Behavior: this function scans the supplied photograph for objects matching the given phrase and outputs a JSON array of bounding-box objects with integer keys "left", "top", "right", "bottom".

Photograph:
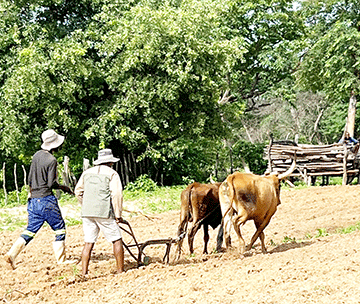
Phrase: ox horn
[{"left": 278, "top": 159, "right": 296, "bottom": 180}]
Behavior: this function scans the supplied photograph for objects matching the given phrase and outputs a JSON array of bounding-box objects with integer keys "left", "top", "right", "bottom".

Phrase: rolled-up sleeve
[
  {"left": 74, "top": 173, "right": 85, "bottom": 204},
  {"left": 109, "top": 172, "right": 123, "bottom": 218}
]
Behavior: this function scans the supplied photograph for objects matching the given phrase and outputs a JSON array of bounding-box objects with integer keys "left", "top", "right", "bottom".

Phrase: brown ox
[
  {"left": 219, "top": 162, "right": 295, "bottom": 255},
  {"left": 176, "top": 182, "right": 223, "bottom": 260}
]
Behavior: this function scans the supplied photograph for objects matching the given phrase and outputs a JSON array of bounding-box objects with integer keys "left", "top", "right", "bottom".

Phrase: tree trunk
[
  {"left": 123, "top": 153, "right": 130, "bottom": 185},
  {"left": 345, "top": 92, "right": 357, "bottom": 137}
]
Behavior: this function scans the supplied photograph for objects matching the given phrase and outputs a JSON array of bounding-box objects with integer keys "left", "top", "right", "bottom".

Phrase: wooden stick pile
[{"left": 264, "top": 143, "right": 359, "bottom": 176}]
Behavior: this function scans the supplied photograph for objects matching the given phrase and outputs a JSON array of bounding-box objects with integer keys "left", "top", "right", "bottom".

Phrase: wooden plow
[{"left": 116, "top": 218, "right": 181, "bottom": 267}]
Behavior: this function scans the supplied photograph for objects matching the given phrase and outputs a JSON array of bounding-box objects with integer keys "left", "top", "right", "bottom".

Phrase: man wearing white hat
[
  {"left": 74, "top": 148, "right": 124, "bottom": 276},
  {"left": 4, "top": 129, "right": 75, "bottom": 269}
]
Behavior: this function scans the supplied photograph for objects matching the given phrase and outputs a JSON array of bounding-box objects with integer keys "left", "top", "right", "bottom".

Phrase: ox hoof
[
  {"left": 245, "top": 245, "right": 254, "bottom": 251},
  {"left": 214, "top": 247, "right": 226, "bottom": 253}
]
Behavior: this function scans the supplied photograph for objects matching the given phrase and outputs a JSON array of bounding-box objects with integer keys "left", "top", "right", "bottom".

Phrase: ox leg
[
  {"left": 247, "top": 213, "right": 275, "bottom": 254},
  {"left": 222, "top": 212, "right": 233, "bottom": 249},
  {"left": 176, "top": 217, "right": 189, "bottom": 260},
  {"left": 215, "top": 224, "right": 224, "bottom": 252},
  {"left": 203, "top": 224, "right": 209, "bottom": 254},
  {"left": 246, "top": 221, "right": 266, "bottom": 253},
  {"left": 233, "top": 215, "right": 247, "bottom": 255},
  {"left": 259, "top": 232, "right": 266, "bottom": 253},
  {"left": 255, "top": 221, "right": 266, "bottom": 253},
  {"left": 188, "top": 222, "right": 201, "bottom": 255}
]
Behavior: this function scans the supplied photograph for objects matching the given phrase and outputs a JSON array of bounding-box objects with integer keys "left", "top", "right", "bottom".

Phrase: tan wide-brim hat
[
  {"left": 93, "top": 149, "right": 120, "bottom": 165},
  {"left": 41, "top": 129, "right": 65, "bottom": 151}
]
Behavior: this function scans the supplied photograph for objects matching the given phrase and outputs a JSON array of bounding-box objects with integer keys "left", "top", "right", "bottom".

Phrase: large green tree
[
  {"left": 296, "top": 0, "right": 360, "bottom": 141},
  {"left": 0, "top": 0, "right": 307, "bottom": 186}
]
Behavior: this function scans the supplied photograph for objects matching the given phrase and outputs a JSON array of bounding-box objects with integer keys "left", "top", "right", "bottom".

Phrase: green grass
[
  {"left": 271, "top": 222, "right": 360, "bottom": 246},
  {"left": 58, "top": 193, "right": 79, "bottom": 206},
  {"left": 0, "top": 185, "right": 185, "bottom": 231},
  {"left": 123, "top": 185, "right": 184, "bottom": 214},
  {"left": 65, "top": 218, "right": 82, "bottom": 226},
  {"left": 0, "top": 212, "right": 27, "bottom": 231}
]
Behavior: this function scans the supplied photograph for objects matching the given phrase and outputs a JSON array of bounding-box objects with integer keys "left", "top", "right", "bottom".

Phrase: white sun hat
[
  {"left": 93, "top": 149, "right": 120, "bottom": 165},
  {"left": 41, "top": 129, "right": 65, "bottom": 151}
]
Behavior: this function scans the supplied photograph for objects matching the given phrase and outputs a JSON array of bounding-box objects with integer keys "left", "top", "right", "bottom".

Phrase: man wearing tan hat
[
  {"left": 74, "top": 148, "right": 124, "bottom": 276},
  {"left": 4, "top": 129, "right": 75, "bottom": 269}
]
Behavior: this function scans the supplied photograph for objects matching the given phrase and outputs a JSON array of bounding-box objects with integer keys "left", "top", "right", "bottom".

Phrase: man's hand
[
  {"left": 59, "top": 185, "right": 74, "bottom": 195},
  {"left": 116, "top": 217, "right": 128, "bottom": 225}
]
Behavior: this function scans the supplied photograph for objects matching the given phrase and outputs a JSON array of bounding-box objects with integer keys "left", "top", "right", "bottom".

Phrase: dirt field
[{"left": 1, "top": 185, "right": 360, "bottom": 304}]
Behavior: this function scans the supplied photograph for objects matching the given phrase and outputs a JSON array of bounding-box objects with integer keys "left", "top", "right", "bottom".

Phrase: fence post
[
  {"left": 343, "top": 145, "right": 348, "bottom": 185},
  {"left": 14, "top": 163, "right": 20, "bottom": 204},
  {"left": 22, "top": 165, "right": 27, "bottom": 186},
  {"left": 267, "top": 134, "right": 273, "bottom": 173},
  {"left": 2, "top": 162, "right": 7, "bottom": 205}
]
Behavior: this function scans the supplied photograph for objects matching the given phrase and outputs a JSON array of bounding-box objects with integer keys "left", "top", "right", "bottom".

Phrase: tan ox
[
  {"left": 219, "top": 162, "right": 295, "bottom": 255},
  {"left": 176, "top": 182, "right": 223, "bottom": 260}
]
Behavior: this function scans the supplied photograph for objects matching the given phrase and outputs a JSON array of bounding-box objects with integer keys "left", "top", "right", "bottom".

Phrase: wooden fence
[
  {"left": 1, "top": 156, "right": 80, "bottom": 206},
  {"left": 265, "top": 141, "right": 360, "bottom": 186}
]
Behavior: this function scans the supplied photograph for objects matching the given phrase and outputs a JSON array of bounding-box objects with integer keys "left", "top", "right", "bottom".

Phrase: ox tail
[
  {"left": 176, "top": 183, "right": 195, "bottom": 260},
  {"left": 177, "top": 186, "right": 193, "bottom": 239},
  {"left": 220, "top": 176, "right": 236, "bottom": 224}
]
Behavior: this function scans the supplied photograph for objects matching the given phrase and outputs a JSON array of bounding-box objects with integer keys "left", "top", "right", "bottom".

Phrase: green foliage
[
  {"left": 58, "top": 193, "right": 79, "bottom": 206},
  {"left": 232, "top": 140, "right": 267, "bottom": 175},
  {"left": 2, "top": 0, "right": 359, "bottom": 188},
  {"left": 315, "top": 228, "right": 329, "bottom": 238},
  {"left": 282, "top": 236, "right": 297, "bottom": 243},
  {"left": 65, "top": 218, "right": 82, "bottom": 226},
  {"left": 296, "top": 1, "right": 360, "bottom": 137},
  {"left": 124, "top": 174, "right": 159, "bottom": 192},
  {"left": 336, "top": 222, "right": 360, "bottom": 234},
  {"left": 0, "top": 212, "right": 27, "bottom": 231},
  {"left": 0, "top": 186, "right": 29, "bottom": 208},
  {"left": 0, "top": 0, "right": 309, "bottom": 189},
  {"left": 223, "top": 0, "right": 306, "bottom": 100},
  {"left": 157, "top": 137, "right": 225, "bottom": 184}
]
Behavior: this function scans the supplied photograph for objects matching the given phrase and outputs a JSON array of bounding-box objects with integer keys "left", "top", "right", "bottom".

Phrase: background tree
[
  {"left": 296, "top": 0, "right": 360, "bottom": 142},
  {"left": 5, "top": 0, "right": 357, "bottom": 189}
]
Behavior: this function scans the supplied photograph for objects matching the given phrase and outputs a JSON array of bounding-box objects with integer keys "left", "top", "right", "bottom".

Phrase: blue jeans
[{"left": 21, "top": 195, "right": 66, "bottom": 244}]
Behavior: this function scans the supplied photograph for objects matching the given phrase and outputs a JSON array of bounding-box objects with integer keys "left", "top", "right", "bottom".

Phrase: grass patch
[
  {"left": 0, "top": 184, "right": 185, "bottom": 231},
  {"left": 58, "top": 193, "right": 79, "bottom": 206},
  {"left": 0, "top": 212, "right": 27, "bottom": 231},
  {"left": 274, "top": 222, "right": 360, "bottom": 246},
  {"left": 65, "top": 217, "right": 82, "bottom": 226},
  {"left": 123, "top": 185, "right": 184, "bottom": 214},
  {"left": 336, "top": 222, "right": 360, "bottom": 234}
]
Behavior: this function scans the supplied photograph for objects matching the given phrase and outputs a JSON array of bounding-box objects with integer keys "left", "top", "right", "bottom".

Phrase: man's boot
[
  {"left": 4, "top": 237, "right": 26, "bottom": 270},
  {"left": 53, "top": 241, "right": 76, "bottom": 264}
]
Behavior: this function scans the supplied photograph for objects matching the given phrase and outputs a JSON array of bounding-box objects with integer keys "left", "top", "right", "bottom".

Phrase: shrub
[
  {"left": 125, "top": 174, "right": 158, "bottom": 192},
  {"left": 0, "top": 186, "right": 29, "bottom": 208}
]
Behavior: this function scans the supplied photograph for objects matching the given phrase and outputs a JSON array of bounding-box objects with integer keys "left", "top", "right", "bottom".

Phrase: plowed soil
[{"left": 1, "top": 185, "right": 360, "bottom": 304}]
